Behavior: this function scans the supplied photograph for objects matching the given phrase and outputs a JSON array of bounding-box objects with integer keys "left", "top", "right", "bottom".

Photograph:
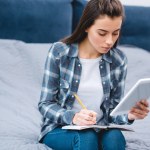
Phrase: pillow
[
  {"left": 119, "top": 6, "right": 150, "bottom": 51},
  {"left": 0, "top": 0, "right": 73, "bottom": 43}
]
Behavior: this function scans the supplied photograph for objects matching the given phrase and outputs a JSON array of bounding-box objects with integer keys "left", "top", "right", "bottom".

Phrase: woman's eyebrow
[
  {"left": 98, "top": 29, "right": 121, "bottom": 32},
  {"left": 113, "top": 29, "right": 121, "bottom": 32}
]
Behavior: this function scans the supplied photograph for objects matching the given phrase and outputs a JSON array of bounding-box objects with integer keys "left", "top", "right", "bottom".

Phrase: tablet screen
[{"left": 110, "top": 78, "right": 150, "bottom": 116}]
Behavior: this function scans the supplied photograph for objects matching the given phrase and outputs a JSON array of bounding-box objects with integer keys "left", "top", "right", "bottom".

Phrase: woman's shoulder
[{"left": 49, "top": 42, "right": 70, "bottom": 58}]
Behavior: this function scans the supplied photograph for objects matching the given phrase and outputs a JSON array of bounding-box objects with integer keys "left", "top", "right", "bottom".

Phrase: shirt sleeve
[
  {"left": 38, "top": 43, "right": 76, "bottom": 125},
  {"left": 109, "top": 55, "right": 134, "bottom": 125}
]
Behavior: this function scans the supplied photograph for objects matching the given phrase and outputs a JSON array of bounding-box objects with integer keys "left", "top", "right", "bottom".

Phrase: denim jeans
[{"left": 42, "top": 127, "right": 126, "bottom": 150}]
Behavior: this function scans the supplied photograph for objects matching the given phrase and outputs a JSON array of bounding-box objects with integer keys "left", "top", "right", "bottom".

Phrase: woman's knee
[
  {"left": 42, "top": 128, "right": 99, "bottom": 150},
  {"left": 79, "top": 129, "right": 98, "bottom": 141},
  {"left": 75, "top": 129, "right": 99, "bottom": 150},
  {"left": 101, "top": 129, "right": 126, "bottom": 150}
]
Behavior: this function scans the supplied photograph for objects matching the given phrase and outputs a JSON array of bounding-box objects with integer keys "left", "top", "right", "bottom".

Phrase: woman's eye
[
  {"left": 98, "top": 33, "right": 106, "bottom": 36},
  {"left": 113, "top": 33, "right": 119, "bottom": 36},
  {"left": 98, "top": 32, "right": 119, "bottom": 36}
]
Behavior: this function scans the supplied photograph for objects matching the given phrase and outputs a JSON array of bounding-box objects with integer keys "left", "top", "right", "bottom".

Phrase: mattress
[{"left": 0, "top": 39, "right": 150, "bottom": 150}]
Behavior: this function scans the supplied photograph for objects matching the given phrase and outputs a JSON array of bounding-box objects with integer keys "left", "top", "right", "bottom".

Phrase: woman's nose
[{"left": 105, "top": 35, "right": 113, "bottom": 46}]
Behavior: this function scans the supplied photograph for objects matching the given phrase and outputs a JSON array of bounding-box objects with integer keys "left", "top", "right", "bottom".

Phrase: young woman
[{"left": 38, "top": 0, "right": 149, "bottom": 149}]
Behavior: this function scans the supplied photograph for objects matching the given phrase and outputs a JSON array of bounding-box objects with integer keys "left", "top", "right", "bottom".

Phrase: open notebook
[{"left": 62, "top": 124, "right": 134, "bottom": 132}]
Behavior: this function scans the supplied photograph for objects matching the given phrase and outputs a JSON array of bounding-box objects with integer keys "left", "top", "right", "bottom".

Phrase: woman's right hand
[{"left": 72, "top": 109, "right": 97, "bottom": 126}]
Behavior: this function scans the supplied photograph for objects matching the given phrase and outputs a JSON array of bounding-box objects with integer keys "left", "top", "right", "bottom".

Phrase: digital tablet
[{"left": 110, "top": 78, "right": 150, "bottom": 116}]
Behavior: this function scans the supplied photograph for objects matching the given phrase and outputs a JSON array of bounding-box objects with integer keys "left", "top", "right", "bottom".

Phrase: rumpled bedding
[
  {"left": 0, "top": 39, "right": 150, "bottom": 150},
  {"left": 118, "top": 45, "right": 150, "bottom": 150},
  {"left": 0, "top": 40, "right": 51, "bottom": 150}
]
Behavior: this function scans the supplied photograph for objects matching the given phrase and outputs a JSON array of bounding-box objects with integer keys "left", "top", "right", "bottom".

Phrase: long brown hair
[{"left": 62, "top": 0, "right": 124, "bottom": 47}]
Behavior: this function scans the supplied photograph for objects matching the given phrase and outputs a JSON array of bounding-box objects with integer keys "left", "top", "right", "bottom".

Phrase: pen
[
  {"left": 73, "top": 93, "right": 87, "bottom": 109},
  {"left": 73, "top": 93, "right": 97, "bottom": 124}
]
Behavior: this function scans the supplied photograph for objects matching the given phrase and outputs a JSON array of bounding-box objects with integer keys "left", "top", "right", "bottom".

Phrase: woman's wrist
[{"left": 128, "top": 113, "right": 135, "bottom": 123}]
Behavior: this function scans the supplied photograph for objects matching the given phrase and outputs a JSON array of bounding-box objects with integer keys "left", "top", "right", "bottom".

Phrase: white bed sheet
[
  {"left": 118, "top": 45, "right": 150, "bottom": 149},
  {"left": 0, "top": 40, "right": 51, "bottom": 150}
]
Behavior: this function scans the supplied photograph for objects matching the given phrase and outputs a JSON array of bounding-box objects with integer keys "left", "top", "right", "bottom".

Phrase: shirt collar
[
  {"left": 67, "top": 43, "right": 78, "bottom": 58},
  {"left": 67, "top": 43, "right": 112, "bottom": 63},
  {"left": 102, "top": 50, "right": 112, "bottom": 63}
]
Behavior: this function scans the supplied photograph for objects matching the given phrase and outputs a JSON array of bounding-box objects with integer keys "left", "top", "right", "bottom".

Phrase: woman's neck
[{"left": 78, "top": 38, "right": 102, "bottom": 59}]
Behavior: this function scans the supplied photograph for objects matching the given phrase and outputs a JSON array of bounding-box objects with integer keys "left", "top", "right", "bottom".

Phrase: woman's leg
[
  {"left": 100, "top": 129, "right": 126, "bottom": 150},
  {"left": 42, "top": 127, "right": 100, "bottom": 150}
]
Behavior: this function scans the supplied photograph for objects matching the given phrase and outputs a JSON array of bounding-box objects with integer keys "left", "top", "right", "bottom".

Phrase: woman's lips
[{"left": 102, "top": 47, "right": 111, "bottom": 51}]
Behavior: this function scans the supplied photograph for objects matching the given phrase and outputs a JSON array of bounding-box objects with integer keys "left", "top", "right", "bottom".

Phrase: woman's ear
[{"left": 85, "top": 28, "right": 89, "bottom": 33}]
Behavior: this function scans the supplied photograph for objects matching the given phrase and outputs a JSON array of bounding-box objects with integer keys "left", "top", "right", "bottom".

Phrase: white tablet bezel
[{"left": 110, "top": 78, "right": 150, "bottom": 116}]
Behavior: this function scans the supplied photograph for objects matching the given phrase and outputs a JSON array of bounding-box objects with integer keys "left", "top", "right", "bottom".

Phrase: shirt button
[{"left": 68, "top": 106, "right": 71, "bottom": 109}]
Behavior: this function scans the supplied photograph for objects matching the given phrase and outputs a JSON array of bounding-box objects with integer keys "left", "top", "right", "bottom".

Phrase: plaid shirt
[{"left": 38, "top": 42, "right": 132, "bottom": 141}]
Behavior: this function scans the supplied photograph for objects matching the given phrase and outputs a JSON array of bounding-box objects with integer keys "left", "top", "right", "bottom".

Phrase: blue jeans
[{"left": 42, "top": 127, "right": 126, "bottom": 150}]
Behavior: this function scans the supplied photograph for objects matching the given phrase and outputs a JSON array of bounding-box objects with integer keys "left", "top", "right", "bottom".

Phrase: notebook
[{"left": 62, "top": 124, "right": 134, "bottom": 132}]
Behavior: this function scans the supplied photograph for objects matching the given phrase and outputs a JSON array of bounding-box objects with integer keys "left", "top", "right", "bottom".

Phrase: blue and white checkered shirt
[{"left": 38, "top": 42, "right": 132, "bottom": 141}]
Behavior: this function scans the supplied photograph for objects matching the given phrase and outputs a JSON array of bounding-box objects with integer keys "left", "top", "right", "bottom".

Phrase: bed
[{"left": 0, "top": 0, "right": 150, "bottom": 150}]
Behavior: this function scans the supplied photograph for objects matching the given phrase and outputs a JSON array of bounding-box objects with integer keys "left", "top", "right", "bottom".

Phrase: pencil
[{"left": 73, "top": 93, "right": 87, "bottom": 109}]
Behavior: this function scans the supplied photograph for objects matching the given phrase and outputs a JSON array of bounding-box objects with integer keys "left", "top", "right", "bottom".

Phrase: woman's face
[{"left": 85, "top": 15, "right": 122, "bottom": 54}]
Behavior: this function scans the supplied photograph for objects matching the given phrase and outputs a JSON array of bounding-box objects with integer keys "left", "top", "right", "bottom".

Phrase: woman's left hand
[{"left": 128, "top": 99, "right": 150, "bottom": 121}]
